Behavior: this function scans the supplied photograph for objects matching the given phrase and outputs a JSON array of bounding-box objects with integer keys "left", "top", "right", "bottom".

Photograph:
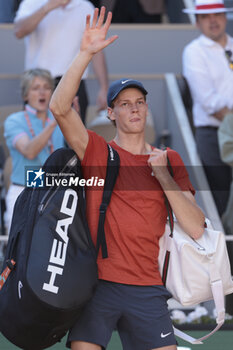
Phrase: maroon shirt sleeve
[{"left": 167, "top": 148, "right": 195, "bottom": 195}]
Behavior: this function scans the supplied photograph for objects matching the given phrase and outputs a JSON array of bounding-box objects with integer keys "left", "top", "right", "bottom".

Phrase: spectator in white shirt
[
  {"left": 14, "top": 0, "right": 109, "bottom": 124},
  {"left": 182, "top": 0, "right": 233, "bottom": 216}
]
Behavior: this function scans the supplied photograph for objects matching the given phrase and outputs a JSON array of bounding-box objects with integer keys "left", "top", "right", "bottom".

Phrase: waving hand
[{"left": 80, "top": 7, "right": 118, "bottom": 55}]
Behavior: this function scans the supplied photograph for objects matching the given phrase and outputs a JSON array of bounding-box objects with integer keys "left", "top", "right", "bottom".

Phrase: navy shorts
[{"left": 67, "top": 280, "right": 176, "bottom": 350}]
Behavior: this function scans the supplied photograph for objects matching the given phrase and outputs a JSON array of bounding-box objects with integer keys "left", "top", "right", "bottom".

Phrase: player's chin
[
  {"left": 131, "top": 122, "right": 146, "bottom": 132},
  {"left": 127, "top": 126, "right": 145, "bottom": 135}
]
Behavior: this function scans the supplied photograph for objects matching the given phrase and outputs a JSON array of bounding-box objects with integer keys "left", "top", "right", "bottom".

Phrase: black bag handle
[
  {"left": 96, "top": 144, "right": 120, "bottom": 258},
  {"left": 164, "top": 156, "right": 174, "bottom": 237},
  {"left": 161, "top": 155, "right": 174, "bottom": 285}
]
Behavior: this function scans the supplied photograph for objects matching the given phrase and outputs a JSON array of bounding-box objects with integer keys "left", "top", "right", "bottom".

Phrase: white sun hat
[{"left": 183, "top": 0, "right": 233, "bottom": 14}]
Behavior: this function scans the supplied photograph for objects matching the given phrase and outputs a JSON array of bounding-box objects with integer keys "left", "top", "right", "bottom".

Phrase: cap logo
[{"left": 121, "top": 79, "right": 132, "bottom": 84}]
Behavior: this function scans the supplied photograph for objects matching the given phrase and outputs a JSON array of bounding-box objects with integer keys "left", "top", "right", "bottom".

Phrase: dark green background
[{"left": 0, "top": 331, "right": 233, "bottom": 349}]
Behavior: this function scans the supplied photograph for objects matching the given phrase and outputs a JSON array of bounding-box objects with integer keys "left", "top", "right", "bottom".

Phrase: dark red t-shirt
[{"left": 81, "top": 130, "right": 195, "bottom": 285}]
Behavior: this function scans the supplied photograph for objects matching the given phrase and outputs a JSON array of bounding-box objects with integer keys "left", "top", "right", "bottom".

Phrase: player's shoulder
[{"left": 166, "top": 147, "right": 184, "bottom": 166}]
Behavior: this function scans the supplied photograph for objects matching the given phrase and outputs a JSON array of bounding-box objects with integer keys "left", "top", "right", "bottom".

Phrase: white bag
[{"left": 159, "top": 218, "right": 233, "bottom": 344}]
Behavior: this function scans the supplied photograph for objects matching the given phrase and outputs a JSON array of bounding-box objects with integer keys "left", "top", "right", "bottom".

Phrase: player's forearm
[
  {"left": 50, "top": 51, "right": 93, "bottom": 117},
  {"left": 14, "top": 4, "right": 50, "bottom": 39},
  {"left": 92, "top": 51, "right": 108, "bottom": 92},
  {"left": 156, "top": 172, "right": 205, "bottom": 239}
]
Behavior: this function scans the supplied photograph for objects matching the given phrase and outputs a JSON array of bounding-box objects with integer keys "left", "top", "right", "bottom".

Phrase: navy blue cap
[{"left": 107, "top": 78, "right": 148, "bottom": 107}]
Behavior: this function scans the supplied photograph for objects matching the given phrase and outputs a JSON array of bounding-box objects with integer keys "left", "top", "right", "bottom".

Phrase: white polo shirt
[
  {"left": 15, "top": 0, "right": 94, "bottom": 78},
  {"left": 183, "top": 34, "right": 233, "bottom": 128}
]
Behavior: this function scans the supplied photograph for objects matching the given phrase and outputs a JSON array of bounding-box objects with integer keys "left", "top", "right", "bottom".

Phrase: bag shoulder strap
[
  {"left": 173, "top": 317, "right": 224, "bottom": 345},
  {"left": 96, "top": 144, "right": 120, "bottom": 258}
]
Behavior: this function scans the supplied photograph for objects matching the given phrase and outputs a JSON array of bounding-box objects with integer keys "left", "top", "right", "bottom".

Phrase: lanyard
[{"left": 24, "top": 110, "right": 54, "bottom": 154}]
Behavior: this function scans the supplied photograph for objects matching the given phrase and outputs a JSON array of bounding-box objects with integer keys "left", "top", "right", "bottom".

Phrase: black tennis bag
[{"left": 0, "top": 145, "right": 119, "bottom": 350}]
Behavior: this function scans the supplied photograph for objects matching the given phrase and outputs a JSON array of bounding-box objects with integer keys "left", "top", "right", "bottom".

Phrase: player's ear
[{"left": 107, "top": 107, "right": 116, "bottom": 122}]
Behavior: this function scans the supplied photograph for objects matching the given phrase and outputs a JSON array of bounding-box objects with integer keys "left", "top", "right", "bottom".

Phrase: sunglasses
[{"left": 225, "top": 50, "right": 233, "bottom": 70}]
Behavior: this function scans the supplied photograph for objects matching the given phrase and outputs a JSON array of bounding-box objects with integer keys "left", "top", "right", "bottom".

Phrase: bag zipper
[
  {"left": 191, "top": 237, "right": 206, "bottom": 251},
  {"left": 38, "top": 155, "right": 78, "bottom": 214}
]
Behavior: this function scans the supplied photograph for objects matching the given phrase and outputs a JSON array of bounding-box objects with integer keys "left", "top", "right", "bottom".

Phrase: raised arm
[
  {"left": 14, "top": 0, "right": 71, "bottom": 39},
  {"left": 49, "top": 7, "right": 118, "bottom": 161},
  {"left": 92, "top": 51, "right": 109, "bottom": 111}
]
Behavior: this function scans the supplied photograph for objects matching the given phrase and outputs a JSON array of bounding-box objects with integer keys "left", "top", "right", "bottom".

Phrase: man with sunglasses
[{"left": 182, "top": 0, "right": 233, "bottom": 217}]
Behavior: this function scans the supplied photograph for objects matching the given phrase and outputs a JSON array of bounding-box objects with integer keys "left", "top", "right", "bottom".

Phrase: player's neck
[{"left": 113, "top": 134, "right": 151, "bottom": 155}]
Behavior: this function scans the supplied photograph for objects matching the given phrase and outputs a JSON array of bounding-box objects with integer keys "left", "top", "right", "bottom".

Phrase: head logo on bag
[{"left": 43, "top": 189, "right": 78, "bottom": 295}]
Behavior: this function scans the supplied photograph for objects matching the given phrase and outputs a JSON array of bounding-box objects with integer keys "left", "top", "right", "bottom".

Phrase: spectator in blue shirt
[{"left": 4, "top": 68, "right": 64, "bottom": 232}]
